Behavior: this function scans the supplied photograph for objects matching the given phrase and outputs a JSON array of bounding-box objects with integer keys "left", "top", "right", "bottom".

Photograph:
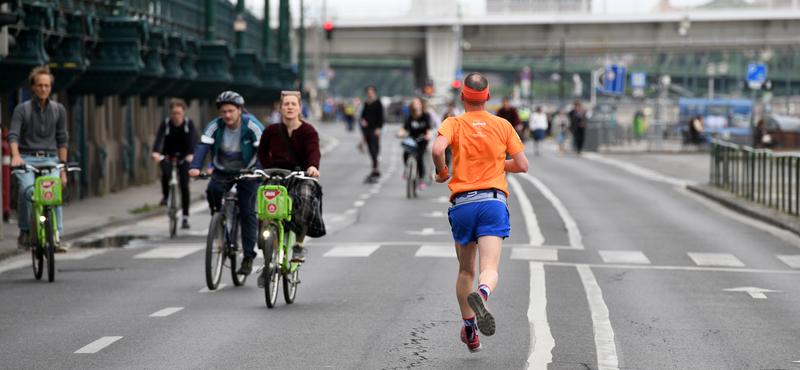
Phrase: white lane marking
[
  {"left": 543, "top": 261, "right": 800, "bottom": 274},
  {"left": 199, "top": 283, "right": 228, "bottom": 293},
  {"left": 598, "top": 250, "right": 651, "bottom": 265},
  {"left": 723, "top": 286, "right": 783, "bottom": 299},
  {"left": 359, "top": 194, "right": 371, "bottom": 199},
  {"left": 687, "top": 252, "right": 745, "bottom": 267},
  {"left": 55, "top": 249, "right": 108, "bottom": 260},
  {"left": 576, "top": 265, "right": 619, "bottom": 370},
  {"left": 183, "top": 229, "right": 210, "bottom": 237},
  {"left": 189, "top": 201, "right": 210, "bottom": 215},
  {"left": 510, "top": 248, "right": 558, "bottom": 261},
  {"left": 133, "top": 246, "right": 204, "bottom": 259},
  {"left": 304, "top": 241, "right": 554, "bottom": 248},
  {"left": 149, "top": 307, "right": 184, "bottom": 317},
  {"left": 414, "top": 246, "right": 457, "bottom": 258},
  {"left": 320, "top": 134, "right": 340, "bottom": 156},
  {"left": 527, "top": 262, "right": 555, "bottom": 369},
  {"left": 581, "top": 152, "right": 692, "bottom": 187},
  {"left": 369, "top": 188, "right": 380, "bottom": 194},
  {"left": 431, "top": 196, "right": 450, "bottom": 203},
  {"left": 323, "top": 246, "right": 380, "bottom": 257},
  {"left": 345, "top": 208, "right": 358, "bottom": 215},
  {"left": 507, "top": 176, "right": 545, "bottom": 247},
  {"left": 75, "top": 336, "right": 123, "bottom": 354},
  {"left": 518, "top": 173, "right": 584, "bottom": 250},
  {"left": 0, "top": 259, "right": 29, "bottom": 275},
  {"left": 406, "top": 228, "right": 449, "bottom": 236},
  {"left": 777, "top": 255, "right": 800, "bottom": 268},
  {"left": 353, "top": 200, "right": 366, "bottom": 207},
  {"left": 422, "top": 211, "right": 446, "bottom": 218}
]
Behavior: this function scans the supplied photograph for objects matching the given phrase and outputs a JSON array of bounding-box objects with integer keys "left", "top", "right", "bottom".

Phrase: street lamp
[
  {"left": 706, "top": 62, "right": 716, "bottom": 99},
  {"left": 679, "top": 16, "right": 691, "bottom": 89}
]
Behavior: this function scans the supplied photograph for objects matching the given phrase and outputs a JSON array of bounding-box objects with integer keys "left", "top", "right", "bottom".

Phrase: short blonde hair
[
  {"left": 29, "top": 66, "right": 54, "bottom": 86},
  {"left": 168, "top": 98, "right": 187, "bottom": 111}
]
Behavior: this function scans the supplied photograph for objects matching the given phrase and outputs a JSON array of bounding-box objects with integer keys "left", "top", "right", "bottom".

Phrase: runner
[{"left": 432, "top": 72, "right": 529, "bottom": 353}]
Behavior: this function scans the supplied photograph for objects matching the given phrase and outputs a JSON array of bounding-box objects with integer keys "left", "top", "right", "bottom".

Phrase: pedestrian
[
  {"left": 344, "top": 101, "right": 356, "bottom": 132},
  {"left": 151, "top": 98, "right": 196, "bottom": 229},
  {"left": 633, "top": 109, "right": 645, "bottom": 140},
  {"left": 689, "top": 115, "right": 712, "bottom": 148},
  {"left": 553, "top": 109, "right": 569, "bottom": 154},
  {"left": 360, "top": 85, "right": 384, "bottom": 183},
  {"left": 432, "top": 72, "right": 529, "bottom": 353},
  {"left": 424, "top": 99, "right": 442, "bottom": 130},
  {"left": 269, "top": 102, "right": 281, "bottom": 124},
  {"left": 569, "top": 101, "right": 587, "bottom": 154},
  {"left": 496, "top": 97, "right": 521, "bottom": 132},
  {"left": 530, "top": 106, "right": 548, "bottom": 156},
  {"left": 517, "top": 105, "right": 531, "bottom": 141},
  {"left": 8, "top": 66, "right": 70, "bottom": 252}
]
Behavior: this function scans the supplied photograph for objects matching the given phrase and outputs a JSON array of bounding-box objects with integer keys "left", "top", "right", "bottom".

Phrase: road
[{"left": 2, "top": 122, "right": 800, "bottom": 370}]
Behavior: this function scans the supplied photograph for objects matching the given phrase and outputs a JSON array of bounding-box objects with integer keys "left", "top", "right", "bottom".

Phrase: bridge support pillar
[{"left": 424, "top": 26, "right": 458, "bottom": 100}]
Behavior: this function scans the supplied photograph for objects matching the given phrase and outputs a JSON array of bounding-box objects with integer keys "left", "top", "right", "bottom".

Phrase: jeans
[
  {"left": 206, "top": 172, "right": 259, "bottom": 259},
  {"left": 16, "top": 155, "right": 63, "bottom": 234},
  {"left": 160, "top": 158, "right": 191, "bottom": 216}
]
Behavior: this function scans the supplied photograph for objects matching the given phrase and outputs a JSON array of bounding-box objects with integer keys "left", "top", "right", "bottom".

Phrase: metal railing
[{"left": 711, "top": 138, "right": 800, "bottom": 215}]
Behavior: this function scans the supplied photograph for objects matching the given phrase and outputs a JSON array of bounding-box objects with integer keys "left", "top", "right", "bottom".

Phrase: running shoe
[
  {"left": 291, "top": 245, "right": 307, "bottom": 263},
  {"left": 460, "top": 326, "right": 482, "bottom": 353},
  {"left": 182, "top": 217, "right": 190, "bottom": 229},
  {"left": 17, "top": 230, "right": 30, "bottom": 251},
  {"left": 468, "top": 291, "right": 496, "bottom": 336}
]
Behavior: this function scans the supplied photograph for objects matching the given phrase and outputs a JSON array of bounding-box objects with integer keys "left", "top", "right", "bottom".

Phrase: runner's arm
[
  {"left": 504, "top": 150, "right": 528, "bottom": 173},
  {"left": 432, "top": 135, "right": 450, "bottom": 183}
]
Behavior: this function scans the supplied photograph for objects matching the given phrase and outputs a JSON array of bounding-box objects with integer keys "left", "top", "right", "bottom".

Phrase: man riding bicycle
[
  {"left": 189, "top": 91, "right": 265, "bottom": 276},
  {"left": 9, "top": 66, "right": 69, "bottom": 252},
  {"left": 257, "top": 90, "right": 323, "bottom": 264},
  {"left": 152, "top": 98, "right": 196, "bottom": 229}
]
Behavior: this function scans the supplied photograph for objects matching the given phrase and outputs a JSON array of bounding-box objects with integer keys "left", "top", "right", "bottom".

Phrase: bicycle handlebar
[
  {"left": 248, "top": 169, "right": 319, "bottom": 183},
  {"left": 11, "top": 163, "right": 82, "bottom": 174}
]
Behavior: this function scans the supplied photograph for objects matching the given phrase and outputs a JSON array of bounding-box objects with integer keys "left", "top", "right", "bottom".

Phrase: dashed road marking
[
  {"left": 598, "top": 250, "right": 651, "bottom": 265},
  {"left": 323, "top": 246, "right": 380, "bottom": 257},
  {"left": 510, "top": 248, "right": 558, "bottom": 261},
  {"left": 199, "top": 283, "right": 228, "bottom": 293},
  {"left": 422, "top": 211, "right": 446, "bottom": 218},
  {"left": 406, "top": 228, "right": 449, "bottom": 236},
  {"left": 414, "top": 246, "right": 456, "bottom": 258},
  {"left": 576, "top": 265, "right": 619, "bottom": 370},
  {"left": 133, "top": 246, "right": 204, "bottom": 259},
  {"left": 75, "top": 336, "right": 123, "bottom": 354},
  {"left": 353, "top": 200, "right": 366, "bottom": 207},
  {"left": 777, "top": 255, "right": 800, "bottom": 268},
  {"left": 687, "top": 252, "right": 745, "bottom": 267},
  {"left": 149, "top": 307, "right": 184, "bottom": 317},
  {"left": 527, "top": 262, "right": 554, "bottom": 368}
]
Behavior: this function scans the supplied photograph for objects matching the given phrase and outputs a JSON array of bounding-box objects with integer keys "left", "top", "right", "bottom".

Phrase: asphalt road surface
[{"left": 3, "top": 122, "right": 800, "bottom": 370}]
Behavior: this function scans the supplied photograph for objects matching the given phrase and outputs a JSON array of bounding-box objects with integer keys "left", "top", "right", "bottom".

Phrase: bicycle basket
[
  {"left": 257, "top": 185, "right": 292, "bottom": 221},
  {"left": 35, "top": 176, "right": 62, "bottom": 206},
  {"left": 401, "top": 138, "right": 418, "bottom": 153}
]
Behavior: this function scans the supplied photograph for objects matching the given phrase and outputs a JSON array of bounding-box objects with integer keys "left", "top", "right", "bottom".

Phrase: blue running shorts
[{"left": 448, "top": 200, "right": 510, "bottom": 245}]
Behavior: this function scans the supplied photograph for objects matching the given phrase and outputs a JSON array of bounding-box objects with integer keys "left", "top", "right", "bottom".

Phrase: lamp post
[
  {"left": 706, "top": 62, "right": 716, "bottom": 99},
  {"left": 679, "top": 16, "right": 691, "bottom": 90}
]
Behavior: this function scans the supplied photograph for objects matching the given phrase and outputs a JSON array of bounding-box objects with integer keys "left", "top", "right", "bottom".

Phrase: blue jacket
[{"left": 190, "top": 114, "right": 265, "bottom": 174}]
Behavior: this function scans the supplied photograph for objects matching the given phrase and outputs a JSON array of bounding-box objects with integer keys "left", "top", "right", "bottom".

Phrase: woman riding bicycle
[
  {"left": 257, "top": 91, "right": 322, "bottom": 263},
  {"left": 396, "top": 97, "right": 432, "bottom": 189}
]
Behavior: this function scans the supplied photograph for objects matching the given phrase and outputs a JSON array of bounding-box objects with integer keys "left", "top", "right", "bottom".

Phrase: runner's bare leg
[{"left": 455, "top": 235, "right": 503, "bottom": 317}]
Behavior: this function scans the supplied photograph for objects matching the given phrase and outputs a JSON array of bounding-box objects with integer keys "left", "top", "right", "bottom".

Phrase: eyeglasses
[{"left": 281, "top": 90, "right": 301, "bottom": 98}]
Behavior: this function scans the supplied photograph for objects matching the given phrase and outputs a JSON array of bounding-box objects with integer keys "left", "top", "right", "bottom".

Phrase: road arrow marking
[{"left": 723, "top": 287, "right": 784, "bottom": 299}]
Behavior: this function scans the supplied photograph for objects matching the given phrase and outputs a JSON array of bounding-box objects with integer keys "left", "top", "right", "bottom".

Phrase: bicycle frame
[{"left": 263, "top": 218, "right": 298, "bottom": 275}]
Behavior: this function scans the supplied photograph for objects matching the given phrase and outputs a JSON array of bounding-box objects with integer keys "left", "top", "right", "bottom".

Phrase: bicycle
[
  {"left": 161, "top": 155, "right": 186, "bottom": 238},
  {"left": 11, "top": 162, "right": 81, "bottom": 282},
  {"left": 196, "top": 171, "right": 249, "bottom": 290},
  {"left": 400, "top": 137, "right": 429, "bottom": 199},
  {"left": 252, "top": 168, "right": 317, "bottom": 308}
]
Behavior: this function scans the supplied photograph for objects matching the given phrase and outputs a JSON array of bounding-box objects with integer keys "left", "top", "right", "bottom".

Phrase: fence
[{"left": 711, "top": 138, "right": 800, "bottom": 216}]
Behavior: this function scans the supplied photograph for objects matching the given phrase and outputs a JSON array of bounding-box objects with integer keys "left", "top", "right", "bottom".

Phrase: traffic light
[
  {"left": 0, "top": 0, "right": 18, "bottom": 28},
  {"left": 323, "top": 21, "right": 333, "bottom": 41},
  {"left": 452, "top": 80, "right": 462, "bottom": 89}
]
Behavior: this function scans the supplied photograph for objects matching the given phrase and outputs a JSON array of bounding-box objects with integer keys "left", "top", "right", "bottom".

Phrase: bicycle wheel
[
  {"left": 230, "top": 216, "right": 246, "bottom": 286},
  {"left": 264, "top": 224, "right": 281, "bottom": 308},
  {"left": 31, "top": 244, "right": 43, "bottom": 280},
  {"left": 44, "top": 216, "right": 55, "bottom": 282},
  {"left": 283, "top": 267, "right": 299, "bottom": 304},
  {"left": 168, "top": 185, "right": 178, "bottom": 238},
  {"left": 205, "top": 213, "right": 225, "bottom": 290},
  {"left": 406, "top": 157, "right": 416, "bottom": 199}
]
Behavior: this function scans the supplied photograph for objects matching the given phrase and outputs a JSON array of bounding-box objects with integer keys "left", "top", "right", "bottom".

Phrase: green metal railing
[{"left": 711, "top": 139, "right": 800, "bottom": 215}]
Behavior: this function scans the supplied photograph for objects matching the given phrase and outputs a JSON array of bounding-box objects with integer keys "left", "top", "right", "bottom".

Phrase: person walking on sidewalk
[
  {"left": 530, "top": 106, "right": 548, "bottom": 155},
  {"left": 432, "top": 72, "right": 529, "bottom": 353},
  {"left": 8, "top": 66, "right": 69, "bottom": 252},
  {"left": 151, "top": 98, "right": 197, "bottom": 229},
  {"left": 569, "top": 101, "right": 587, "bottom": 154},
  {"left": 189, "top": 91, "right": 265, "bottom": 276},
  {"left": 361, "top": 85, "right": 384, "bottom": 183}
]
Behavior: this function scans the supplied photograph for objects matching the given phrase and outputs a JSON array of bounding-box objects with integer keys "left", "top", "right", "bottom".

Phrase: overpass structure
[{"left": 309, "top": 0, "right": 800, "bottom": 98}]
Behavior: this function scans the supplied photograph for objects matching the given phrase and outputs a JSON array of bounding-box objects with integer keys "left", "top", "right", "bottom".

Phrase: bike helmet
[{"left": 215, "top": 91, "right": 245, "bottom": 109}]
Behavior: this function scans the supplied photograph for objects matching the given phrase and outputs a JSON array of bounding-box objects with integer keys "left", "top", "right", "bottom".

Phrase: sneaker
[
  {"left": 17, "top": 230, "right": 30, "bottom": 251},
  {"left": 291, "top": 245, "right": 307, "bottom": 263},
  {"left": 159, "top": 197, "right": 168, "bottom": 206},
  {"left": 182, "top": 218, "right": 190, "bottom": 229},
  {"left": 460, "top": 326, "right": 482, "bottom": 353},
  {"left": 55, "top": 244, "right": 68, "bottom": 253},
  {"left": 468, "top": 291, "right": 496, "bottom": 336},
  {"left": 419, "top": 183, "right": 426, "bottom": 190},
  {"left": 237, "top": 256, "right": 253, "bottom": 275}
]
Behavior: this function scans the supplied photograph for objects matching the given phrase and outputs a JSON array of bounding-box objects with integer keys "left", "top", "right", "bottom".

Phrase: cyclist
[
  {"left": 396, "top": 97, "right": 432, "bottom": 189},
  {"left": 432, "top": 72, "right": 529, "bottom": 353},
  {"left": 151, "top": 98, "right": 197, "bottom": 229},
  {"left": 8, "top": 66, "right": 69, "bottom": 252},
  {"left": 257, "top": 90, "right": 323, "bottom": 264},
  {"left": 189, "top": 91, "right": 265, "bottom": 276}
]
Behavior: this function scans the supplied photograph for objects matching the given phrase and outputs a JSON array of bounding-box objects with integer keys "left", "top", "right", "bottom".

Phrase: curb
[{"left": 686, "top": 184, "right": 800, "bottom": 236}]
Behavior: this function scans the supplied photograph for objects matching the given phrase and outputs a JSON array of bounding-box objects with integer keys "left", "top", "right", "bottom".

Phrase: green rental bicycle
[
  {"left": 253, "top": 168, "right": 317, "bottom": 308},
  {"left": 12, "top": 163, "right": 81, "bottom": 282}
]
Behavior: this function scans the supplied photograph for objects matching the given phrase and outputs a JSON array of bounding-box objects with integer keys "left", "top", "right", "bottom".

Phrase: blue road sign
[
  {"left": 598, "top": 65, "right": 626, "bottom": 95},
  {"left": 630, "top": 72, "right": 647, "bottom": 88},
  {"left": 746, "top": 63, "right": 767, "bottom": 84}
]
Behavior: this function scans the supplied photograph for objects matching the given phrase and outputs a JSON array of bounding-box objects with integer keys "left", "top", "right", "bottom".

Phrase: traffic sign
[
  {"left": 746, "top": 63, "right": 767, "bottom": 84},
  {"left": 521, "top": 67, "right": 531, "bottom": 81},
  {"left": 630, "top": 72, "right": 646, "bottom": 88},
  {"left": 596, "top": 65, "right": 626, "bottom": 95}
]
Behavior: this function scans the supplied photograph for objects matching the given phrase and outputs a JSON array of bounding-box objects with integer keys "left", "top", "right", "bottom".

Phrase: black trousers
[
  {"left": 366, "top": 130, "right": 381, "bottom": 171},
  {"left": 160, "top": 159, "right": 191, "bottom": 216},
  {"left": 573, "top": 129, "right": 585, "bottom": 153},
  {"left": 403, "top": 140, "right": 428, "bottom": 178}
]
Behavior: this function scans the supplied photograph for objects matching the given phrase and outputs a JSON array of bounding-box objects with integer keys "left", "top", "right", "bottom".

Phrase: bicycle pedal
[{"left": 287, "top": 278, "right": 301, "bottom": 284}]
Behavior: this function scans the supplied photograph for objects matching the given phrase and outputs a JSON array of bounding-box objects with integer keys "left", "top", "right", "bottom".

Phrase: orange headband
[{"left": 461, "top": 84, "right": 491, "bottom": 102}]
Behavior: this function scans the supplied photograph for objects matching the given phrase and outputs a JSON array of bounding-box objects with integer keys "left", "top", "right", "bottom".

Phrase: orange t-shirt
[{"left": 437, "top": 110, "right": 525, "bottom": 201}]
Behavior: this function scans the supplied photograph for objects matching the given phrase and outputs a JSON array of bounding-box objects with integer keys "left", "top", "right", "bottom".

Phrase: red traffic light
[
  {"left": 452, "top": 80, "right": 462, "bottom": 89},
  {"left": 323, "top": 21, "right": 333, "bottom": 31}
]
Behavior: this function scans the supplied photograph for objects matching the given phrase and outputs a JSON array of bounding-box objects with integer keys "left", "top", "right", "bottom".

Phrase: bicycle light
[
  {"left": 262, "top": 230, "right": 270, "bottom": 238},
  {"left": 39, "top": 215, "right": 46, "bottom": 222}
]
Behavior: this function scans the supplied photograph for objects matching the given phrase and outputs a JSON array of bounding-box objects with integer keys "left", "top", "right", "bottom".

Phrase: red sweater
[{"left": 258, "top": 121, "right": 321, "bottom": 171}]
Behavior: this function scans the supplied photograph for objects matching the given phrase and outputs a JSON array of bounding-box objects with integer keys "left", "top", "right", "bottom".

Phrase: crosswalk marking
[
  {"left": 133, "top": 246, "right": 204, "bottom": 259},
  {"left": 149, "top": 307, "right": 184, "bottom": 317},
  {"left": 510, "top": 248, "right": 558, "bottom": 261},
  {"left": 75, "top": 336, "right": 123, "bottom": 354},
  {"left": 415, "top": 246, "right": 457, "bottom": 258},
  {"left": 687, "top": 252, "right": 745, "bottom": 267},
  {"left": 599, "top": 250, "right": 650, "bottom": 265},
  {"left": 323, "top": 246, "right": 380, "bottom": 257},
  {"left": 777, "top": 255, "right": 800, "bottom": 268}
]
